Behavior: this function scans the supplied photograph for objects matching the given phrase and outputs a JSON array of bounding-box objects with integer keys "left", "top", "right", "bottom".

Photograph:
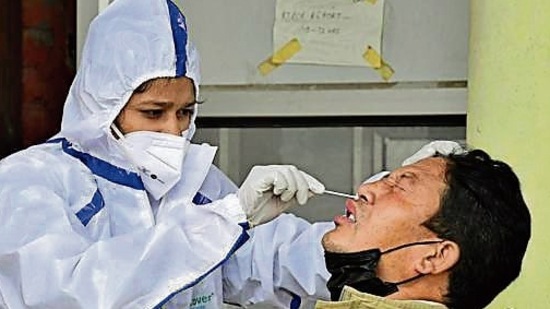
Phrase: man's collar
[{"left": 315, "top": 286, "right": 448, "bottom": 309}]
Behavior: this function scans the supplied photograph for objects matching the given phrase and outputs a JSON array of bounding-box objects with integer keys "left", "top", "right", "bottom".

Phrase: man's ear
[{"left": 415, "top": 240, "right": 460, "bottom": 275}]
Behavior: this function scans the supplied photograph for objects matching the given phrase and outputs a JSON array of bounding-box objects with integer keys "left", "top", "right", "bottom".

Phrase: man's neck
[
  {"left": 386, "top": 274, "right": 448, "bottom": 305},
  {"left": 315, "top": 286, "right": 448, "bottom": 309}
]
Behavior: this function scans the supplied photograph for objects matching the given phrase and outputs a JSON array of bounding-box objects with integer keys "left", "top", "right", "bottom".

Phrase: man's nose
[{"left": 358, "top": 180, "right": 391, "bottom": 204}]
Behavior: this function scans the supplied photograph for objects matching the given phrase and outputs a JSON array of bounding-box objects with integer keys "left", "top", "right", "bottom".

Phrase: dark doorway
[
  {"left": 0, "top": 0, "right": 22, "bottom": 158},
  {"left": 21, "top": 0, "right": 76, "bottom": 148},
  {"left": 0, "top": 0, "right": 76, "bottom": 159}
]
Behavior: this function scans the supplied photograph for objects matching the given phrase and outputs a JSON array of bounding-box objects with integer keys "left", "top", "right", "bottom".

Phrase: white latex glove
[
  {"left": 402, "top": 140, "right": 466, "bottom": 166},
  {"left": 362, "top": 171, "right": 390, "bottom": 184},
  {"left": 238, "top": 165, "right": 325, "bottom": 227}
]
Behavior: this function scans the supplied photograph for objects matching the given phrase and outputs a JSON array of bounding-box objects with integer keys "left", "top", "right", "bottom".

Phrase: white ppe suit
[{"left": 0, "top": 0, "right": 332, "bottom": 307}]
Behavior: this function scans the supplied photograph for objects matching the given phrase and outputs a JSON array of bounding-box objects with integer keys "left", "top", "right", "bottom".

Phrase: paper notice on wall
[{"left": 274, "top": 0, "right": 384, "bottom": 67}]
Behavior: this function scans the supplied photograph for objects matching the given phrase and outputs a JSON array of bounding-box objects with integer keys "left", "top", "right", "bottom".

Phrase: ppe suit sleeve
[
  {"left": 198, "top": 164, "right": 238, "bottom": 200},
  {"left": 222, "top": 213, "right": 334, "bottom": 308},
  {"left": 0, "top": 150, "right": 248, "bottom": 309}
]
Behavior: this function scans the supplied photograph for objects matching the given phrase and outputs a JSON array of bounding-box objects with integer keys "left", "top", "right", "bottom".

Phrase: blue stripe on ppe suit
[
  {"left": 167, "top": 0, "right": 188, "bottom": 77},
  {"left": 48, "top": 137, "right": 215, "bottom": 226}
]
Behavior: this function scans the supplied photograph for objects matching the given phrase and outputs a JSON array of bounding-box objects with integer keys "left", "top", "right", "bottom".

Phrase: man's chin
[
  {"left": 321, "top": 230, "right": 344, "bottom": 253},
  {"left": 321, "top": 231, "right": 333, "bottom": 251}
]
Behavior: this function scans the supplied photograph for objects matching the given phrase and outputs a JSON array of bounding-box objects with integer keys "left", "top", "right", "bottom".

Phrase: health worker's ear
[{"left": 414, "top": 240, "right": 460, "bottom": 275}]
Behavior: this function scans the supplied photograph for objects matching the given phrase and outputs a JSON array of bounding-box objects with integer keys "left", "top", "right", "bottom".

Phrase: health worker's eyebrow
[{"left": 136, "top": 100, "right": 197, "bottom": 108}]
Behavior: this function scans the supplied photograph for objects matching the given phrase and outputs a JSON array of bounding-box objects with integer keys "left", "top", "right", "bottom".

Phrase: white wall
[
  {"left": 77, "top": 0, "right": 469, "bottom": 117},
  {"left": 182, "top": 0, "right": 469, "bottom": 117},
  {"left": 183, "top": 0, "right": 469, "bottom": 85}
]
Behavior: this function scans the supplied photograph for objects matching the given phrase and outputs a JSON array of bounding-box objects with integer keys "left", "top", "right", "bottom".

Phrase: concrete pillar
[{"left": 468, "top": 0, "right": 550, "bottom": 307}]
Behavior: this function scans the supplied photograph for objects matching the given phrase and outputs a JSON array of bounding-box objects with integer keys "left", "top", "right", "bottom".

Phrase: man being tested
[
  {"left": 0, "top": 0, "right": 334, "bottom": 308},
  {"left": 317, "top": 147, "right": 531, "bottom": 309}
]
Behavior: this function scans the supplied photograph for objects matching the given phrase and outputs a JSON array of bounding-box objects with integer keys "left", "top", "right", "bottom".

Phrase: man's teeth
[{"left": 344, "top": 210, "right": 356, "bottom": 223}]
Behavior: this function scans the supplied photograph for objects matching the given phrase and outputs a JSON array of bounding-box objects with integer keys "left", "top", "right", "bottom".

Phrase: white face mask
[{"left": 111, "top": 124, "right": 191, "bottom": 200}]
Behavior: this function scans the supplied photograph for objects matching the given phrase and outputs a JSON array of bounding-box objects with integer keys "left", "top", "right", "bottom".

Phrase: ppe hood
[{"left": 59, "top": 0, "right": 200, "bottom": 147}]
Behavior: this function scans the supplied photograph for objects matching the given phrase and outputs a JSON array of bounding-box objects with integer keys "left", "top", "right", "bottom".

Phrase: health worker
[{"left": 0, "top": 0, "right": 334, "bottom": 307}]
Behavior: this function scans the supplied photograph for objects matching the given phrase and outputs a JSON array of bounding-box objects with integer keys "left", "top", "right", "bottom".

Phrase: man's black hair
[{"left": 423, "top": 149, "right": 531, "bottom": 309}]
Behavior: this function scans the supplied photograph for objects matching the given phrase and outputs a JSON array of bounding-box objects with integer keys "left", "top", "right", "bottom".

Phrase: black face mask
[{"left": 324, "top": 240, "right": 443, "bottom": 301}]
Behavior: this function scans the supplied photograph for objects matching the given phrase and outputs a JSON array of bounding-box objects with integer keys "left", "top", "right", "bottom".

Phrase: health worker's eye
[
  {"left": 177, "top": 108, "right": 194, "bottom": 119},
  {"left": 140, "top": 109, "right": 164, "bottom": 119}
]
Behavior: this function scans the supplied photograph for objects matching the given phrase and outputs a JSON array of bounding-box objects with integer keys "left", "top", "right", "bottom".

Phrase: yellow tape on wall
[
  {"left": 362, "top": 46, "right": 394, "bottom": 81},
  {"left": 258, "top": 38, "right": 302, "bottom": 76}
]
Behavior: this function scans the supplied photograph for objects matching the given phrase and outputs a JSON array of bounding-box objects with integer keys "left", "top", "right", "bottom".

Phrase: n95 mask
[{"left": 111, "top": 124, "right": 190, "bottom": 200}]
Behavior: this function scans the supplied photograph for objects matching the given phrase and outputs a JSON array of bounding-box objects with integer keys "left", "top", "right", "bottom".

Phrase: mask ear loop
[
  {"left": 392, "top": 273, "right": 425, "bottom": 287},
  {"left": 110, "top": 124, "right": 125, "bottom": 140},
  {"left": 381, "top": 240, "right": 444, "bottom": 255},
  {"left": 380, "top": 239, "right": 445, "bottom": 288},
  {"left": 109, "top": 124, "right": 149, "bottom": 176}
]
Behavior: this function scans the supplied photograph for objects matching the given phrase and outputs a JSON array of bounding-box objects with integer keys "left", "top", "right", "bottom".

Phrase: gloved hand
[
  {"left": 363, "top": 171, "right": 390, "bottom": 184},
  {"left": 238, "top": 165, "right": 325, "bottom": 227},
  {"left": 402, "top": 140, "right": 465, "bottom": 166}
]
